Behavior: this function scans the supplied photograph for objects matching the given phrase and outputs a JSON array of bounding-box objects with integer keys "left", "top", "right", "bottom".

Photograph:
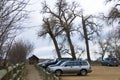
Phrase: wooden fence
[
  {"left": 36, "top": 66, "right": 60, "bottom": 80},
  {"left": 0, "top": 63, "right": 25, "bottom": 80}
]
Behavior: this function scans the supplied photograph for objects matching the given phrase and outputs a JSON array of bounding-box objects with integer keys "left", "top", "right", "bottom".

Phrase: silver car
[{"left": 47, "top": 60, "right": 92, "bottom": 76}]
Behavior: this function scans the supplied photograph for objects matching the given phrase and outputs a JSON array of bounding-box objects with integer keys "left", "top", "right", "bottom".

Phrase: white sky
[{"left": 17, "top": 0, "right": 114, "bottom": 59}]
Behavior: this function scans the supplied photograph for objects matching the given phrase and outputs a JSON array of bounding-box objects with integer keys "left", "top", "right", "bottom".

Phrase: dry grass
[{"left": 61, "top": 66, "right": 120, "bottom": 80}]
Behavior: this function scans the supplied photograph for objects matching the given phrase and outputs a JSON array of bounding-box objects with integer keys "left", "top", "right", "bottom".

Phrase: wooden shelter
[{"left": 28, "top": 55, "right": 39, "bottom": 64}]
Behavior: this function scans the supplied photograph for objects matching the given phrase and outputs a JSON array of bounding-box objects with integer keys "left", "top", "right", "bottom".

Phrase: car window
[
  {"left": 111, "top": 58, "right": 118, "bottom": 61},
  {"left": 81, "top": 61, "right": 88, "bottom": 66},
  {"left": 55, "top": 61, "right": 63, "bottom": 66},
  {"left": 105, "top": 58, "right": 109, "bottom": 61},
  {"left": 65, "top": 62, "right": 73, "bottom": 66},
  {"left": 73, "top": 62, "right": 81, "bottom": 66}
]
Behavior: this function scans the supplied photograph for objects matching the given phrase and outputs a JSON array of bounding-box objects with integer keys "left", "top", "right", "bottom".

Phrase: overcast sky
[{"left": 17, "top": 0, "right": 113, "bottom": 59}]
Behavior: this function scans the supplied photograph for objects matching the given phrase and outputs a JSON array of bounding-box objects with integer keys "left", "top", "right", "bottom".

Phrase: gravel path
[{"left": 25, "top": 64, "right": 42, "bottom": 80}]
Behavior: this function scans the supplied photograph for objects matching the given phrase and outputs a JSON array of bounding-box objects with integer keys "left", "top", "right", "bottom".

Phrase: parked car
[
  {"left": 101, "top": 58, "right": 119, "bottom": 66},
  {"left": 48, "top": 58, "right": 74, "bottom": 67},
  {"left": 37, "top": 60, "right": 54, "bottom": 68},
  {"left": 55, "top": 58, "right": 74, "bottom": 62},
  {"left": 42, "top": 58, "right": 74, "bottom": 69},
  {"left": 47, "top": 60, "right": 92, "bottom": 76},
  {"left": 41, "top": 60, "right": 56, "bottom": 69}
]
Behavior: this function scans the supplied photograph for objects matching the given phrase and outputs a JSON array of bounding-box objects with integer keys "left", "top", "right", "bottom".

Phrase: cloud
[
  {"left": 30, "top": 46, "right": 56, "bottom": 59},
  {"left": 33, "top": 46, "right": 55, "bottom": 53}
]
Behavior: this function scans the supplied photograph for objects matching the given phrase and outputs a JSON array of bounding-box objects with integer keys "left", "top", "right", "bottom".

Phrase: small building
[{"left": 28, "top": 55, "right": 39, "bottom": 64}]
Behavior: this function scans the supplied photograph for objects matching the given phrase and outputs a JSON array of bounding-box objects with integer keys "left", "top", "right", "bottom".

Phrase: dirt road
[
  {"left": 25, "top": 64, "right": 42, "bottom": 80},
  {"left": 61, "top": 66, "right": 120, "bottom": 80}
]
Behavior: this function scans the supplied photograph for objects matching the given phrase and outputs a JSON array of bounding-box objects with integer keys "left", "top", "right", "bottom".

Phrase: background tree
[
  {"left": 97, "top": 37, "right": 110, "bottom": 60},
  {"left": 105, "top": 0, "right": 120, "bottom": 37},
  {"left": 106, "top": 30, "right": 120, "bottom": 59},
  {"left": 8, "top": 40, "right": 33, "bottom": 64},
  {"left": 104, "top": 0, "right": 120, "bottom": 59},
  {"left": 0, "top": 0, "right": 29, "bottom": 64}
]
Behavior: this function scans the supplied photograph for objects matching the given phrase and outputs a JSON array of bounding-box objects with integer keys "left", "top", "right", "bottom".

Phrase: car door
[
  {"left": 71, "top": 62, "right": 81, "bottom": 73},
  {"left": 62, "top": 62, "right": 73, "bottom": 74},
  {"left": 63, "top": 62, "right": 81, "bottom": 74}
]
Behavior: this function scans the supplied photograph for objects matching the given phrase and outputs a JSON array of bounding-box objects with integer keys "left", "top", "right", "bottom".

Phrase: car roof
[{"left": 63, "top": 60, "right": 88, "bottom": 62}]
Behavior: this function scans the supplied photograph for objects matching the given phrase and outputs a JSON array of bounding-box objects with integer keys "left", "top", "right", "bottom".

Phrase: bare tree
[
  {"left": 97, "top": 29, "right": 120, "bottom": 60},
  {"left": 0, "top": 0, "right": 29, "bottom": 60},
  {"left": 77, "top": 15, "right": 102, "bottom": 62},
  {"left": 8, "top": 40, "right": 33, "bottom": 64},
  {"left": 104, "top": 0, "right": 120, "bottom": 58},
  {"left": 41, "top": 0, "right": 82, "bottom": 59},
  {"left": 97, "top": 37, "right": 110, "bottom": 60},
  {"left": 38, "top": 17, "right": 62, "bottom": 58},
  {"left": 107, "top": 30, "right": 120, "bottom": 59},
  {"left": 105, "top": 0, "right": 120, "bottom": 37},
  {"left": 106, "top": 0, "right": 120, "bottom": 22}
]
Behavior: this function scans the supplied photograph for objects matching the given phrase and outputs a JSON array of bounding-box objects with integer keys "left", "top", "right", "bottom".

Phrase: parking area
[{"left": 61, "top": 66, "right": 120, "bottom": 80}]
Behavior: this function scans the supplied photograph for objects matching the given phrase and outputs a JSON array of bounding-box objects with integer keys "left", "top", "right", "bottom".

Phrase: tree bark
[
  {"left": 66, "top": 32, "right": 76, "bottom": 59},
  {"left": 50, "top": 33, "right": 61, "bottom": 58},
  {"left": 82, "top": 16, "right": 91, "bottom": 62}
]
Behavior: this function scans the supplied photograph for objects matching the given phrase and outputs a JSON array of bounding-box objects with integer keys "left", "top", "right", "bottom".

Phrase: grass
[
  {"left": 0, "top": 69, "right": 7, "bottom": 79},
  {"left": 23, "top": 64, "right": 28, "bottom": 80}
]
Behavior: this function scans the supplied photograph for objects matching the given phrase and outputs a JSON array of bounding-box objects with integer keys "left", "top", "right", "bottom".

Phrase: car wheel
[
  {"left": 107, "top": 64, "right": 110, "bottom": 66},
  {"left": 101, "top": 63, "right": 104, "bottom": 66},
  {"left": 116, "top": 65, "right": 119, "bottom": 67},
  {"left": 80, "top": 69, "right": 87, "bottom": 76},
  {"left": 55, "top": 70, "right": 62, "bottom": 76}
]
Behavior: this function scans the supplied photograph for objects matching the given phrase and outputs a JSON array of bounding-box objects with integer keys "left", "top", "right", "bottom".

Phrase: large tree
[
  {"left": 41, "top": 0, "right": 82, "bottom": 59},
  {"left": 77, "top": 15, "right": 102, "bottom": 62},
  {"left": 38, "top": 17, "right": 62, "bottom": 58}
]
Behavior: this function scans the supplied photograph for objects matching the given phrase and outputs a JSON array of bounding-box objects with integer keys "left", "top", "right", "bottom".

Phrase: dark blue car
[{"left": 101, "top": 58, "right": 119, "bottom": 66}]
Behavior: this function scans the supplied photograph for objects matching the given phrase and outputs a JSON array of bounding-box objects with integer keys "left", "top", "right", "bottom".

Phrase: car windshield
[
  {"left": 44, "top": 60, "right": 50, "bottom": 63},
  {"left": 54, "top": 61, "right": 63, "bottom": 66},
  {"left": 60, "top": 61, "right": 68, "bottom": 66}
]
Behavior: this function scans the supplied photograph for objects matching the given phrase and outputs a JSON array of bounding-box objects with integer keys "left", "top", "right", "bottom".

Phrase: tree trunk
[
  {"left": 82, "top": 16, "right": 91, "bottom": 62},
  {"left": 66, "top": 32, "right": 76, "bottom": 59},
  {"left": 50, "top": 33, "right": 61, "bottom": 58},
  {"left": 101, "top": 51, "right": 105, "bottom": 61}
]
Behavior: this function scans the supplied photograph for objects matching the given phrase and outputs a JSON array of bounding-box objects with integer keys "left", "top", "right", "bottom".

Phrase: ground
[
  {"left": 61, "top": 66, "right": 120, "bottom": 80},
  {"left": 25, "top": 64, "right": 120, "bottom": 80},
  {"left": 25, "top": 64, "right": 42, "bottom": 80}
]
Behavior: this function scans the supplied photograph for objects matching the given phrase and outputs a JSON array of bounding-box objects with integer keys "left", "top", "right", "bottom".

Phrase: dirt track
[
  {"left": 61, "top": 66, "right": 120, "bottom": 80},
  {"left": 25, "top": 64, "right": 42, "bottom": 80}
]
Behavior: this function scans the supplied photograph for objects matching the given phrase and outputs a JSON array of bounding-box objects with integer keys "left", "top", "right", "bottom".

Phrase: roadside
[{"left": 25, "top": 64, "right": 42, "bottom": 80}]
